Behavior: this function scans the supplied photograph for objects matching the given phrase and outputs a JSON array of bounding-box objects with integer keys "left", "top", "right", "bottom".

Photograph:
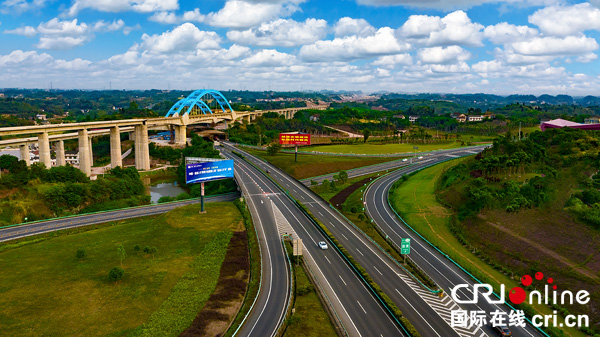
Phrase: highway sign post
[
  {"left": 401, "top": 238, "right": 411, "bottom": 263},
  {"left": 185, "top": 158, "right": 234, "bottom": 213}
]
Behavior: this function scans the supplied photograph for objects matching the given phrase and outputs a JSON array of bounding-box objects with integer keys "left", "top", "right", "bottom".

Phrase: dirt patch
[
  {"left": 180, "top": 230, "right": 250, "bottom": 337},
  {"left": 330, "top": 177, "right": 372, "bottom": 209}
]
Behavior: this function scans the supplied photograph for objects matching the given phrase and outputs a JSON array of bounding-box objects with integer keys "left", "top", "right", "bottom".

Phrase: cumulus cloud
[
  {"left": 242, "top": 49, "right": 295, "bottom": 67},
  {"left": 3, "top": 18, "right": 126, "bottom": 49},
  {"left": 227, "top": 18, "right": 327, "bottom": 47},
  {"left": 372, "top": 54, "right": 413, "bottom": 67},
  {"left": 205, "top": 0, "right": 303, "bottom": 29},
  {"left": 483, "top": 22, "right": 538, "bottom": 44},
  {"left": 0, "top": 0, "right": 48, "bottom": 13},
  {"left": 418, "top": 46, "right": 471, "bottom": 64},
  {"left": 354, "top": 0, "right": 561, "bottom": 10},
  {"left": 334, "top": 17, "right": 375, "bottom": 37},
  {"left": 399, "top": 11, "right": 484, "bottom": 47},
  {"left": 510, "top": 35, "right": 599, "bottom": 56},
  {"left": 529, "top": 3, "right": 600, "bottom": 36},
  {"left": 65, "top": 0, "right": 178, "bottom": 16},
  {"left": 149, "top": 9, "right": 205, "bottom": 24},
  {"left": 300, "top": 27, "right": 410, "bottom": 62},
  {"left": 139, "top": 23, "right": 221, "bottom": 54}
]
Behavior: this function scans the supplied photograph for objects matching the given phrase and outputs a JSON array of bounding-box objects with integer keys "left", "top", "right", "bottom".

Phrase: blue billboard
[{"left": 185, "top": 159, "right": 234, "bottom": 184}]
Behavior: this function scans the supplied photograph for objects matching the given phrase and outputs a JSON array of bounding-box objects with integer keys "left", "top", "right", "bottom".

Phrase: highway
[
  {"left": 222, "top": 147, "right": 405, "bottom": 337},
  {"left": 226, "top": 143, "right": 481, "bottom": 337},
  {"left": 0, "top": 192, "right": 239, "bottom": 243},
  {"left": 364, "top": 151, "right": 547, "bottom": 337}
]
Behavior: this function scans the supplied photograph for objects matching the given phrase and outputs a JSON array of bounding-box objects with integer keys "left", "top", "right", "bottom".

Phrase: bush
[
  {"left": 76, "top": 248, "right": 87, "bottom": 259},
  {"left": 108, "top": 266, "right": 124, "bottom": 282},
  {"left": 134, "top": 244, "right": 141, "bottom": 251}
]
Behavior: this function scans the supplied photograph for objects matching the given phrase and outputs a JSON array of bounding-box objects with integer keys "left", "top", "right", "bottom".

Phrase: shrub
[
  {"left": 108, "top": 266, "right": 124, "bottom": 282},
  {"left": 76, "top": 248, "right": 87, "bottom": 259},
  {"left": 134, "top": 244, "right": 140, "bottom": 251}
]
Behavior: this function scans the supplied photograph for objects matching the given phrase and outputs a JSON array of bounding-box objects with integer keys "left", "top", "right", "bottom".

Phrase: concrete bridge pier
[
  {"left": 88, "top": 137, "right": 94, "bottom": 168},
  {"left": 38, "top": 131, "right": 52, "bottom": 169},
  {"left": 135, "top": 124, "right": 150, "bottom": 171},
  {"left": 174, "top": 125, "right": 187, "bottom": 146},
  {"left": 55, "top": 140, "right": 65, "bottom": 166},
  {"left": 110, "top": 126, "right": 122, "bottom": 169},
  {"left": 20, "top": 144, "right": 30, "bottom": 166},
  {"left": 78, "top": 129, "right": 91, "bottom": 176},
  {"left": 245, "top": 115, "right": 251, "bottom": 123}
]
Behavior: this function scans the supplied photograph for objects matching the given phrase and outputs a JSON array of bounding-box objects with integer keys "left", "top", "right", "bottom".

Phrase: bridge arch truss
[{"left": 165, "top": 90, "right": 235, "bottom": 117}]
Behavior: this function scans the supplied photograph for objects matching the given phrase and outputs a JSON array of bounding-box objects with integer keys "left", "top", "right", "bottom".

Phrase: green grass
[
  {"left": 390, "top": 161, "right": 586, "bottom": 337},
  {"left": 284, "top": 259, "right": 338, "bottom": 337},
  {"left": 304, "top": 142, "right": 465, "bottom": 155},
  {"left": 309, "top": 173, "right": 385, "bottom": 201},
  {"left": 0, "top": 202, "right": 242, "bottom": 337},
  {"left": 245, "top": 148, "right": 398, "bottom": 180}
]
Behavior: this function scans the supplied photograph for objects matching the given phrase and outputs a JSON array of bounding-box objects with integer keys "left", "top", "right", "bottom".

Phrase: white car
[
  {"left": 318, "top": 241, "right": 328, "bottom": 250},
  {"left": 417, "top": 156, "right": 423, "bottom": 159},
  {"left": 402, "top": 158, "right": 408, "bottom": 162}
]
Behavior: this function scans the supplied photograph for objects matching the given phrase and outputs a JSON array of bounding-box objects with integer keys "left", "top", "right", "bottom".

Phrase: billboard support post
[
  {"left": 295, "top": 145, "right": 298, "bottom": 162},
  {"left": 201, "top": 182, "right": 205, "bottom": 213}
]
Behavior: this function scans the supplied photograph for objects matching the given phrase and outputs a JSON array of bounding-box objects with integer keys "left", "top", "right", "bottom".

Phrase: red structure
[
  {"left": 541, "top": 119, "right": 600, "bottom": 131},
  {"left": 279, "top": 132, "right": 311, "bottom": 145}
]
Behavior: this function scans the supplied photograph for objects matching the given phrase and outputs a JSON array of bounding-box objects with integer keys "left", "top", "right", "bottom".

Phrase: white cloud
[
  {"left": 93, "top": 19, "right": 125, "bottom": 32},
  {"left": 300, "top": 27, "right": 410, "bottom": 62},
  {"left": 37, "top": 36, "right": 89, "bottom": 49},
  {"left": 576, "top": 53, "right": 598, "bottom": 63},
  {"left": 0, "top": 49, "right": 52, "bottom": 66},
  {"left": 205, "top": 0, "right": 303, "bottom": 29},
  {"left": 1, "top": 0, "right": 48, "bottom": 13},
  {"left": 399, "top": 11, "right": 484, "bottom": 47},
  {"left": 354, "top": 0, "right": 561, "bottom": 10},
  {"left": 483, "top": 22, "right": 538, "bottom": 44},
  {"left": 529, "top": 3, "right": 600, "bottom": 36},
  {"left": 4, "top": 25, "right": 37, "bottom": 37},
  {"left": 65, "top": 0, "right": 178, "bottom": 16},
  {"left": 418, "top": 46, "right": 471, "bottom": 64},
  {"left": 140, "top": 23, "right": 221, "bottom": 54},
  {"left": 372, "top": 54, "right": 413, "bottom": 66},
  {"left": 510, "top": 36, "right": 599, "bottom": 56},
  {"left": 334, "top": 17, "right": 375, "bottom": 37},
  {"left": 149, "top": 9, "right": 205, "bottom": 24},
  {"left": 227, "top": 18, "right": 327, "bottom": 47},
  {"left": 242, "top": 49, "right": 295, "bottom": 67}
]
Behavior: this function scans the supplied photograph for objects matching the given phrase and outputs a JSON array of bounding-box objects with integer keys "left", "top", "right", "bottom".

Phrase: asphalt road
[
  {"left": 364, "top": 151, "right": 547, "bottom": 337},
  {"left": 222, "top": 147, "right": 405, "bottom": 337},
  {"left": 0, "top": 192, "right": 240, "bottom": 243},
  {"left": 229, "top": 152, "right": 291, "bottom": 337},
  {"left": 227, "top": 143, "right": 473, "bottom": 337}
]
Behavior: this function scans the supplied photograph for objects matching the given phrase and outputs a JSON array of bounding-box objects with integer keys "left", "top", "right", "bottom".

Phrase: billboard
[
  {"left": 279, "top": 133, "right": 311, "bottom": 145},
  {"left": 185, "top": 159, "right": 234, "bottom": 184}
]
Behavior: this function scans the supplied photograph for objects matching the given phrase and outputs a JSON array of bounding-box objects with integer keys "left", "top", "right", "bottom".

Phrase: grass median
[{"left": 0, "top": 202, "right": 242, "bottom": 337}]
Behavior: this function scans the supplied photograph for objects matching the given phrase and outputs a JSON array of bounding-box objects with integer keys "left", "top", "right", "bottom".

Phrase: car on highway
[
  {"left": 491, "top": 325, "right": 512, "bottom": 336},
  {"left": 402, "top": 158, "right": 408, "bottom": 162},
  {"left": 417, "top": 156, "right": 423, "bottom": 159},
  {"left": 266, "top": 169, "right": 270, "bottom": 173},
  {"left": 318, "top": 241, "right": 328, "bottom": 250}
]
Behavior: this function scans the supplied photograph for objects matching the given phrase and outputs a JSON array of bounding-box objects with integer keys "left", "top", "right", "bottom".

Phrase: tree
[
  {"left": 310, "top": 180, "right": 318, "bottom": 186},
  {"left": 144, "top": 246, "right": 157, "bottom": 259},
  {"left": 362, "top": 128, "right": 371, "bottom": 143},
  {"left": 338, "top": 170, "right": 348, "bottom": 183},
  {"left": 267, "top": 143, "right": 282, "bottom": 156},
  {"left": 117, "top": 244, "right": 126, "bottom": 266},
  {"left": 0, "top": 154, "right": 18, "bottom": 171},
  {"left": 76, "top": 248, "right": 87, "bottom": 260},
  {"left": 321, "top": 179, "right": 330, "bottom": 189},
  {"left": 109, "top": 266, "right": 124, "bottom": 282}
]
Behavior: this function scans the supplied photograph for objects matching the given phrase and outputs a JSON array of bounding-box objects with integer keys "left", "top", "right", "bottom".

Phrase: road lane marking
[
  {"left": 374, "top": 267, "right": 383, "bottom": 275},
  {"left": 339, "top": 275, "right": 347, "bottom": 286},
  {"left": 357, "top": 300, "right": 367, "bottom": 314},
  {"left": 325, "top": 256, "right": 331, "bottom": 264},
  {"left": 356, "top": 248, "right": 364, "bottom": 256}
]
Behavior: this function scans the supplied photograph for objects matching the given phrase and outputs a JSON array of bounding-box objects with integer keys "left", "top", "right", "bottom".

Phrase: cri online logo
[{"left": 450, "top": 272, "right": 591, "bottom": 328}]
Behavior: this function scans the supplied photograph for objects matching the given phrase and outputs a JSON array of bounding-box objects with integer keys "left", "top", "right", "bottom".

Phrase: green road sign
[{"left": 401, "top": 238, "right": 411, "bottom": 254}]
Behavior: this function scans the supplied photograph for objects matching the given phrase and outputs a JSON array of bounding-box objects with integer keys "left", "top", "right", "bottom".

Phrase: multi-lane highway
[
  {"left": 364, "top": 151, "right": 547, "bottom": 337},
  {"left": 222, "top": 147, "right": 406, "bottom": 337},
  {"left": 226, "top": 143, "right": 483, "bottom": 337},
  {"left": 0, "top": 192, "right": 239, "bottom": 243}
]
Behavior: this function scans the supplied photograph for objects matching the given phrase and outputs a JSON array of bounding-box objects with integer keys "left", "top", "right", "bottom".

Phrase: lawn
[
  {"left": 303, "top": 141, "right": 481, "bottom": 155},
  {"left": 0, "top": 202, "right": 242, "bottom": 337},
  {"left": 390, "top": 161, "right": 586, "bottom": 337},
  {"left": 245, "top": 148, "right": 398, "bottom": 180}
]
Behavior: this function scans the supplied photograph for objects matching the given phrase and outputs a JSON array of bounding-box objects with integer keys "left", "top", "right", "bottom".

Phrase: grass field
[
  {"left": 304, "top": 142, "right": 463, "bottom": 155},
  {"left": 390, "top": 161, "right": 585, "bottom": 337},
  {"left": 245, "top": 149, "right": 398, "bottom": 180},
  {"left": 284, "top": 258, "right": 338, "bottom": 337},
  {"left": 0, "top": 202, "right": 242, "bottom": 337}
]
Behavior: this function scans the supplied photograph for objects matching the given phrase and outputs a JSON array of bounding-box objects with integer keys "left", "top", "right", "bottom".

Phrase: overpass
[{"left": 0, "top": 90, "right": 329, "bottom": 176}]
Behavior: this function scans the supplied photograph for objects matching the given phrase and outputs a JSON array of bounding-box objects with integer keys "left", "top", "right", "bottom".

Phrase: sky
[{"left": 1, "top": 0, "right": 600, "bottom": 95}]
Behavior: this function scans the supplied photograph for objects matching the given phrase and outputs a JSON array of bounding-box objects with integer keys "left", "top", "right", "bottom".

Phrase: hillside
[{"left": 437, "top": 128, "right": 600, "bottom": 334}]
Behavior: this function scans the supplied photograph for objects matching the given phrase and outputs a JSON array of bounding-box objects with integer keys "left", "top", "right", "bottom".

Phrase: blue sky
[{"left": 1, "top": 0, "right": 600, "bottom": 95}]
